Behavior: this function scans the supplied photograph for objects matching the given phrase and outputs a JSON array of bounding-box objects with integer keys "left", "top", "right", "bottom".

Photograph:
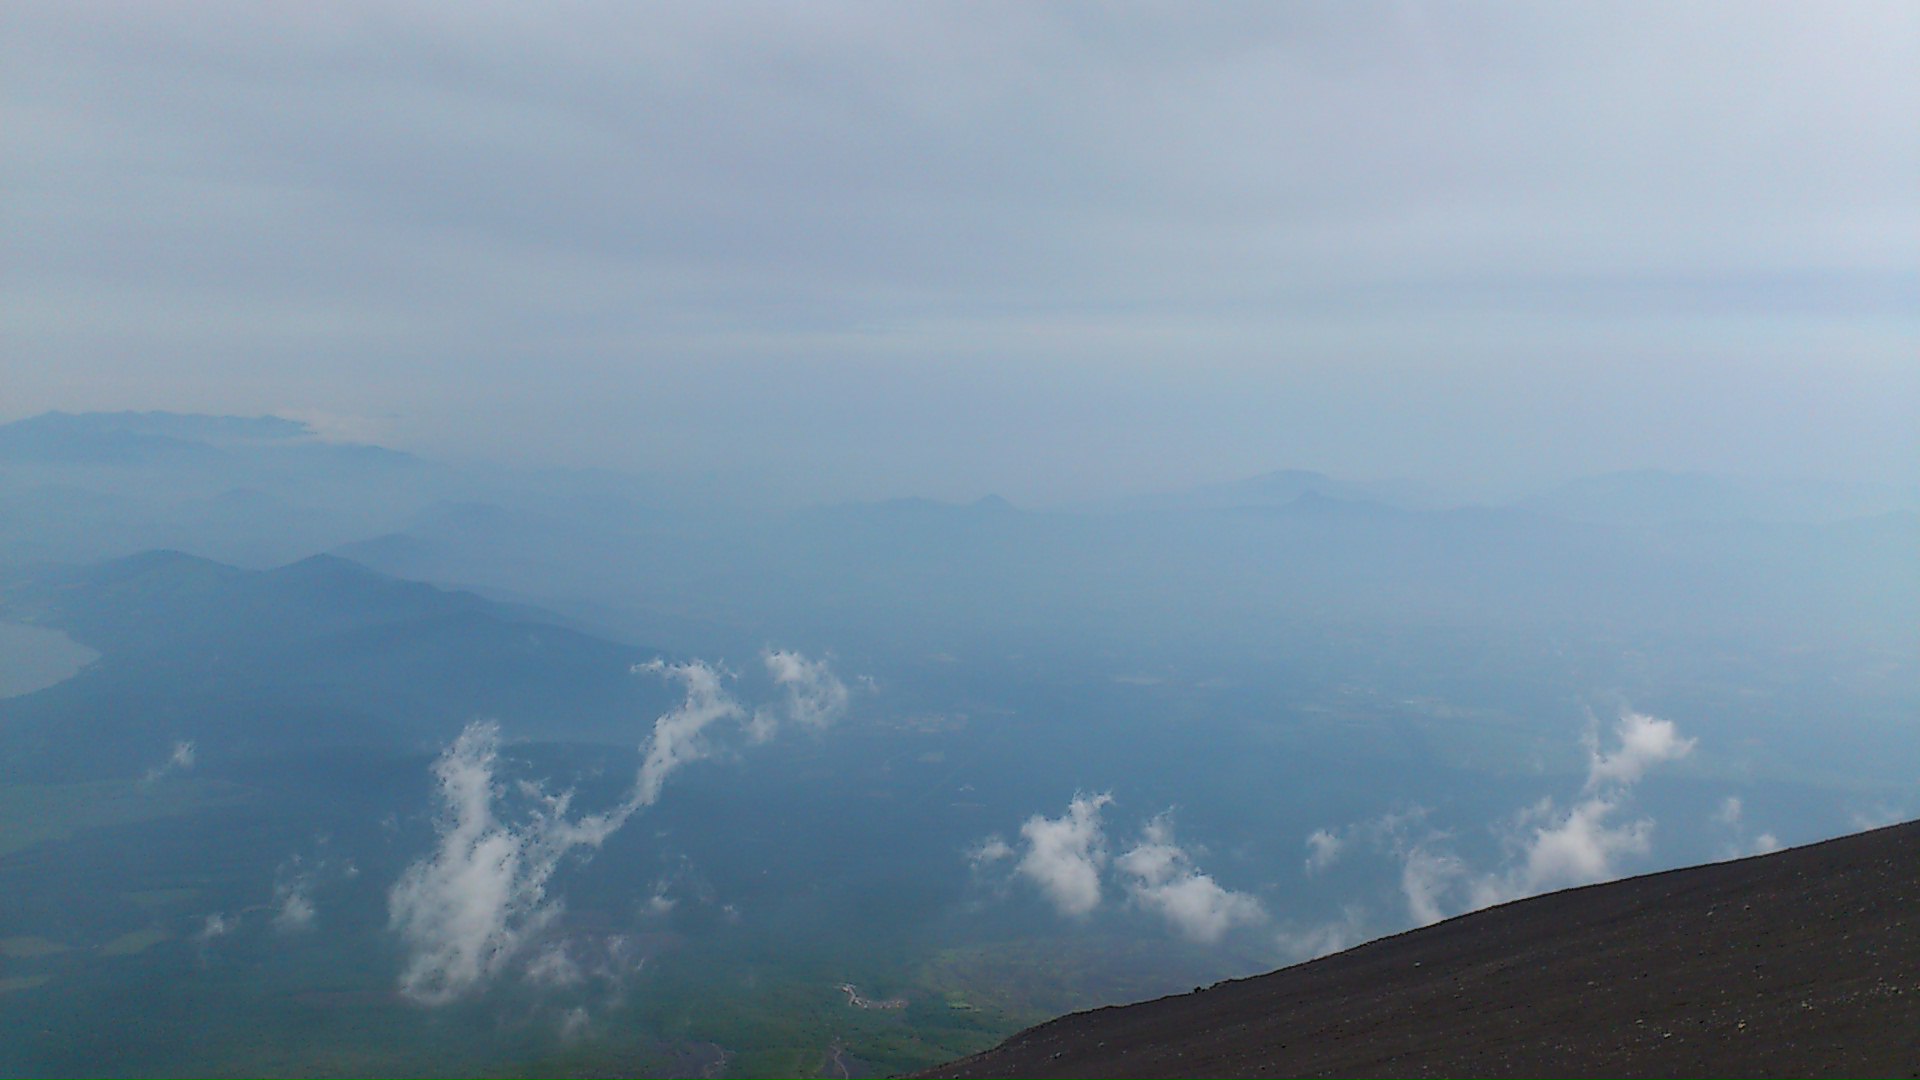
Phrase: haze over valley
[{"left": 1, "top": 409, "right": 1912, "bottom": 1075}]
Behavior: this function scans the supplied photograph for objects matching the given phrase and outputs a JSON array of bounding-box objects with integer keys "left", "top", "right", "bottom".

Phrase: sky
[{"left": 3, "top": 2, "right": 1915, "bottom": 503}]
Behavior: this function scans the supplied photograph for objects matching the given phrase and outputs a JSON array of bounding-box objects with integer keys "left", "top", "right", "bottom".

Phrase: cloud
[
  {"left": 1849, "top": 804, "right": 1907, "bottom": 832},
  {"left": 1304, "top": 828, "right": 1344, "bottom": 875},
  {"left": 1585, "top": 710, "right": 1695, "bottom": 790},
  {"left": 273, "top": 875, "right": 316, "bottom": 933},
  {"left": 524, "top": 942, "right": 584, "bottom": 989},
  {"left": 967, "top": 836, "right": 1015, "bottom": 868},
  {"left": 391, "top": 651, "right": 849, "bottom": 1004},
  {"left": 9, "top": 4, "right": 1913, "bottom": 505},
  {"left": 1318, "top": 712, "right": 1696, "bottom": 927},
  {"left": 975, "top": 798, "right": 1262, "bottom": 942},
  {"left": 1401, "top": 845, "right": 1469, "bottom": 927},
  {"left": 196, "top": 912, "right": 234, "bottom": 944},
  {"left": 1461, "top": 713, "right": 1694, "bottom": 910},
  {"left": 1275, "top": 905, "right": 1368, "bottom": 962},
  {"left": 1712, "top": 795, "right": 1787, "bottom": 859},
  {"left": 1471, "top": 711, "right": 1694, "bottom": 912},
  {"left": 388, "top": 721, "right": 635, "bottom": 1005},
  {"left": 1469, "top": 794, "right": 1652, "bottom": 910},
  {"left": 1116, "top": 815, "right": 1265, "bottom": 944},
  {"left": 755, "top": 649, "right": 851, "bottom": 738},
  {"left": 141, "top": 740, "right": 196, "bottom": 785},
  {"left": 632, "top": 659, "right": 748, "bottom": 805},
  {"left": 1014, "top": 793, "right": 1112, "bottom": 918}
]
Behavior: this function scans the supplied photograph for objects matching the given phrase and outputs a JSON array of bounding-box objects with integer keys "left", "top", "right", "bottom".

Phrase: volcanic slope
[{"left": 922, "top": 820, "right": 1920, "bottom": 1078}]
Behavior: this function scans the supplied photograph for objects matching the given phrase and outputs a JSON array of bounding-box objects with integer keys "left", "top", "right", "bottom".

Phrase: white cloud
[
  {"left": 1014, "top": 793, "right": 1112, "bottom": 918},
  {"left": 1470, "top": 794, "right": 1652, "bottom": 910},
  {"left": 1116, "top": 815, "right": 1265, "bottom": 944},
  {"left": 141, "top": 740, "right": 197, "bottom": 785},
  {"left": 524, "top": 942, "right": 584, "bottom": 989},
  {"left": 753, "top": 649, "right": 851, "bottom": 739},
  {"left": 1401, "top": 845, "right": 1468, "bottom": 927},
  {"left": 967, "top": 836, "right": 1014, "bottom": 868},
  {"left": 1320, "top": 712, "right": 1696, "bottom": 927},
  {"left": 196, "top": 912, "right": 234, "bottom": 944},
  {"left": 387, "top": 721, "right": 633, "bottom": 1005},
  {"left": 976, "top": 799, "right": 1262, "bottom": 942},
  {"left": 1849, "top": 805, "right": 1907, "bottom": 831},
  {"left": 273, "top": 881, "right": 316, "bottom": 932},
  {"left": 1711, "top": 794, "right": 1785, "bottom": 859},
  {"left": 1275, "top": 905, "right": 1368, "bottom": 962},
  {"left": 1585, "top": 711, "right": 1695, "bottom": 790},
  {"left": 271, "top": 854, "right": 322, "bottom": 933},
  {"left": 632, "top": 659, "right": 747, "bottom": 806},
  {"left": 390, "top": 651, "right": 851, "bottom": 1004},
  {"left": 1304, "top": 828, "right": 1344, "bottom": 875},
  {"left": 1465, "top": 711, "right": 1694, "bottom": 910},
  {"left": 559, "top": 1006, "right": 591, "bottom": 1044}
]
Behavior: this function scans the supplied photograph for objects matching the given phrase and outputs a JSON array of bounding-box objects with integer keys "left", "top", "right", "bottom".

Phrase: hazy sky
[{"left": 4, "top": 2, "right": 1915, "bottom": 502}]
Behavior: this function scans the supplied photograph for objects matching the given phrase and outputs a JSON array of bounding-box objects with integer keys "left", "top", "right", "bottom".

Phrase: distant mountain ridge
[
  {"left": 0, "top": 550, "right": 669, "bottom": 780},
  {"left": 924, "top": 820, "right": 1920, "bottom": 1078},
  {"left": 1124, "top": 468, "right": 1438, "bottom": 512},
  {"left": 0, "top": 410, "right": 356, "bottom": 464},
  {"left": 1525, "top": 467, "right": 1917, "bottom": 526}
]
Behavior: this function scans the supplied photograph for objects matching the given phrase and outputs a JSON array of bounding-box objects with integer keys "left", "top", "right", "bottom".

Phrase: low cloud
[
  {"left": 1015, "top": 793, "right": 1112, "bottom": 918},
  {"left": 1316, "top": 711, "right": 1696, "bottom": 928},
  {"left": 1116, "top": 815, "right": 1265, "bottom": 943},
  {"left": 388, "top": 721, "right": 632, "bottom": 1005},
  {"left": 1402, "top": 845, "right": 1470, "bottom": 926},
  {"left": 1848, "top": 804, "right": 1907, "bottom": 832},
  {"left": 1470, "top": 711, "right": 1694, "bottom": 911},
  {"left": 967, "top": 836, "right": 1015, "bottom": 868},
  {"left": 1468, "top": 794, "right": 1651, "bottom": 909},
  {"left": 196, "top": 912, "right": 234, "bottom": 944},
  {"left": 390, "top": 651, "right": 848, "bottom": 1004},
  {"left": 1304, "top": 828, "right": 1344, "bottom": 875},
  {"left": 141, "top": 740, "right": 196, "bottom": 785},
  {"left": 1712, "top": 795, "right": 1785, "bottom": 858},
  {"left": 975, "top": 796, "right": 1262, "bottom": 942},
  {"left": 1275, "top": 905, "right": 1368, "bottom": 962},
  {"left": 632, "top": 659, "right": 748, "bottom": 806},
  {"left": 751, "top": 649, "right": 851, "bottom": 740},
  {"left": 273, "top": 874, "right": 316, "bottom": 933},
  {"left": 1584, "top": 711, "right": 1695, "bottom": 790},
  {"left": 524, "top": 941, "right": 584, "bottom": 989}
]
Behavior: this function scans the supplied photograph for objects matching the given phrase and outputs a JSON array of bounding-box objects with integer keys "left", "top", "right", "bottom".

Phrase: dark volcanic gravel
[{"left": 920, "top": 821, "right": 1920, "bottom": 1078}]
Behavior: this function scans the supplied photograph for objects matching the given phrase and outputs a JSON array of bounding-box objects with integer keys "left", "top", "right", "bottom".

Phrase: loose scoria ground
[{"left": 921, "top": 820, "right": 1920, "bottom": 1078}]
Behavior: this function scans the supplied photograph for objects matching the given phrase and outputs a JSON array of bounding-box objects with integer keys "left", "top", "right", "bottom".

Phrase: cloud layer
[{"left": 7, "top": 5, "right": 1913, "bottom": 498}]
